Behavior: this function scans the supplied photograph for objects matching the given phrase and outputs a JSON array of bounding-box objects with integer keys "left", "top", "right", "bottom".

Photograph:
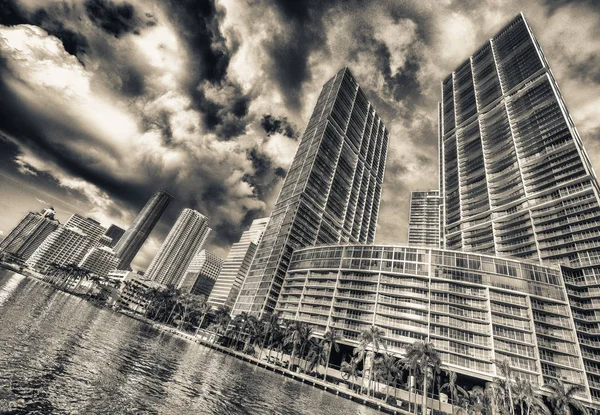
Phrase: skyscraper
[
  {"left": 65, "top": 214, "right": 107, "bottom": 244},
  {"left": 438, "top": 13, "right": 600, "bottom": 405},
  {"left": 179, "top": 249, "right": 224, "bottom": 298},
  {"left": 145, "top": 208, "right": 211, "bottom": 287},
  {"left": 26, "top": 225, "right": 95, "bottom": 272},
  {"left": 0, "top": 208, "right": 59, "bottom": 260},
  {"left": 114, "top": 191, "right": 172, "bottom": 270},
  {"left": 208, "top": 217, "right": 269, "bottom": 308},
  {"left": 79, "top": 246, "right": 119, "bottom": 278},
  {"left": 407, "top": 190, "right": 441, "bottom": 248},
  {"left": 234, "top": 67, "right": 389, "bottom": 316},
  {"left": 104, "top": 225, "right": 125, "bottom": 248}
]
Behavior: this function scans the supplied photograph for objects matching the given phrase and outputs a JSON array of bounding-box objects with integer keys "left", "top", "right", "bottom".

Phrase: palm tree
[
  {"left": 354, "top": 326, "right": 386, "bottom": 397},
  {"left": 341, "top": 356, "right": 361, "bottom": 392},
  {"left": 546, "top": 380, "right": 588, "bottom": 415},
  {"left": 306, "top": 338, "right": 327, "bottom": 375},
  {"left": 514, "top": 378, "right": 550, "bottom": 415},
  {"left": 404, "top": 341, "right": 441, "bottom": 414},
  {"left": 403, "top": 344, "right": 421, "bottom": 414},
  {"left": 322, "top": 328, "right": 342, "bottom": 383},
  {"left": 464, "top": 385, "right": 486, "bottom": 415},
  {"left": 299, "top": 324, "right": 313, "bottom": 372},
  {"left": 495, "top": 360, "right": 515, "bottom": 415},
  {"left": 284, "top": 321, "right": 304, "bottom": 368},
  {"left": 259, "top": 312, "right": 280, "bottom": 361},
  {"left": 193, "top": 301, "right": 211, "bottom": 336},
  {"left": 374, "top": 352, "right": 400, "bottom": 403},
  {"left": 214, "top": 305, "right": 232, "bottom": 339},
  {"left": 441, "top": 370, "right": 467, "bottom": 414}
]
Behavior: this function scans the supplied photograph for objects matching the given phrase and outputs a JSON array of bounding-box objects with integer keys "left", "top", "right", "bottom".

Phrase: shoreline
[{"left": 3, "top": 267, "right": 431, "bottom": 415}]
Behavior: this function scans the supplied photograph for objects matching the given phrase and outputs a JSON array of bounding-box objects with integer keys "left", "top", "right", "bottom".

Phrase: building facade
[
  {"left": 438, "top": 13, "right": 600, "bottom": 403},
  {"left": 234, "top": 68, "right": 389, "bottom": 316},
  {"left": 26, "top": 226, "right": 94, "bottom": 272},
  {"left": 115, "top": 190, "right": 172, "bottom": 270},
  {"left": 79, "top": 246, "right": 120, "bottom": 278},
  {"left": 145, "top": 208, "right": 211, "bottom": 287},
  {"left": 208, "top": 217, "right": 269, "bottom": 308},
  {"left": 408, "top": 191, "right": 441, "bottom": 248},
  {"left": 180, "top": 249, "right": 224, "bottom": 298},
  {"left": 104, "top": 225, "right": 125, "bottom": 248},
  {"left": 0, "top": 208, "right": 59, "bottom": 260},
  {"left": 64, "top": 214, "right": 107, "bottom": 244},
  {"left": 277, "top": 244, "right": 592, "bottom": 403}
]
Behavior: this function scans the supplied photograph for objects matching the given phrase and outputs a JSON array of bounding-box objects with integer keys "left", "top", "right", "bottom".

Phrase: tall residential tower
[
  {"left": 145, "top": 208, "right": 211, "bottom": 287},
  {"left": 439, "top": 13, "right": 600, "bottom": 405},
  {"left": 234, "top": 67, "right": 389, "bottom": 316},
  {"left": 115, "top": 191, "right": 172, "bottom": 270},
  {"left": 0, "top": 208, "right": 59, "bottom": 260},
  {"left": 407, "top": 190, "right": 441, "bottom": 248},
  {"left": 208, "top": 217, "right": 269, "bottom": 308}
]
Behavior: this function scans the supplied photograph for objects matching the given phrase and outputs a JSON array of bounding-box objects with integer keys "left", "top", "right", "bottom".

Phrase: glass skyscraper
[
  {"left": 439, "top": 13, "right": 600, "bottom": 405},
  {"left": 0, "top": 208, "right": 59, "bottom": 260},
  {"left": 407, "top": 190, "right": 441, "bottom": 248},
  {"left": 208, "top": 217, "right": 269, "bottom": 309},
  {"left": 233, "top": 67, "right": 389, "bottom": 316},
  {"left": 115, "top": 190, "right": 172, "bottom": 270},
  {"left": 145, "top": 208, "right": 211, "bottom": 287}
]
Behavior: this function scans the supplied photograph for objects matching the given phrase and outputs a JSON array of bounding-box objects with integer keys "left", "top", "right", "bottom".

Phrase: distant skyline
[{"left": 2, "top": 1, "right": 600, "bottom": 270}]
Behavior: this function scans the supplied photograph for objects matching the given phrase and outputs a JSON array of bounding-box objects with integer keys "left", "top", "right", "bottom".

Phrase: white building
[
  {"left": 209, "top": 217, "right": 268, "bottom": 309},
  {"left": 79, "top": 246, "right": 119, "bottom": 278},
  {"left": 26, "top": 226, "right": 94, "bottom": 272},
  {"left": 65, "top": 214, "right": 107, "bottom": 244},
  {"left": 145, "top": 209, "right": 211, "bottom": 286}
]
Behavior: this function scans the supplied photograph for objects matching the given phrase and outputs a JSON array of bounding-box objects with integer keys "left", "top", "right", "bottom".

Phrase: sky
[{"left": 1, "top": 0, "right": 600, "bottom": 271}]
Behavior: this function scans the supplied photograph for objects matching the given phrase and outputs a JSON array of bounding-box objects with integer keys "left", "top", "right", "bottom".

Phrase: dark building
[
  {"left": 114, "top": 190, "right": 172, "bottom": 270},
  {"left": 104, "top": 225, "right": 125, "bottom": 248}
]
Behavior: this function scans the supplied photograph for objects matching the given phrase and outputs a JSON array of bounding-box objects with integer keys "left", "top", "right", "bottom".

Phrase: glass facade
[
  {"left": 439, "top": 13, "right": 600, "bottom": 403},
  {"left": 233, "top": 68, "right": 389, "bottom": 316},
  {"left": 277, "top": 244, "right": 587, "bottom": 394},
  {"left": 115, "top": 191, "right": 172, "bottom": 270}
]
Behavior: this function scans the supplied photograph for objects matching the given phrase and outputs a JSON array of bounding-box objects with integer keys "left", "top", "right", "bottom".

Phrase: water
[{"left": 0, "top": 270, "right": 379, "bottom": 414}]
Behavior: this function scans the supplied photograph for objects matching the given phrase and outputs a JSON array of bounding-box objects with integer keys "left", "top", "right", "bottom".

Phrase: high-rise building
[
  {"left": 26, "top": 225, "right": 95, "bottom": 272},
  {"left": 233, "top": 68, "right": 389, "bottom": 317},
  {"left": 438, "top": 13, "right": 600, "bottom": 406},
  {"left": 104, "top": 225, "right": 125, "bottom": 248},
  {"left": 79, "top": 246, "right": 119, "bottom": 278},
  {"left": 179, "top": 249, "right": 224, "bottom": 298},
  {"left": 407, "top": 191, "right": 441, "bottom": 248},
  {"left": 115, "top": 191, "right": 172, "bottom": 270},
  {"left": 208, "top": 217, "right": 269, "bottom": 308},
  {"left": 64, "top": 214, "right": 107, "bottom": 244},
  {"left": 0, "top": 208, "right": 60, "bottom": 260},
  {"left": 276, "top": 244, "right": 589, "bottom": 400},
  {"left": 145, "top": 208, "right": 211, "bottom": 287}
]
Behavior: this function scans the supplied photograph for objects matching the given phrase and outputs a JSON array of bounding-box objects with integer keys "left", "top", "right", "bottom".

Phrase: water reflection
[{"left": 0, "top": 271, "right": 379, "bottom": 414}]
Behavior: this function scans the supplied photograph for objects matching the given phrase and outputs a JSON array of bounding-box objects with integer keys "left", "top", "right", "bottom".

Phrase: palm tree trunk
[
  {"left": 324, "top": 346, "right": 331, "bottom": 383},
  {"left": 195, "top": 314, "right": 206, "bottom": 336},
  {"left": 423, "top": 368, "right": 428, "bottom": 415},
  {"left": 167, "top": 301, "right": 178, "bottom": 325}
]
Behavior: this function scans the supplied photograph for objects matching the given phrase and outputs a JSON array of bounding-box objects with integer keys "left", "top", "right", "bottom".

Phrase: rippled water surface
[{"left": 0, "top": 270, "right": 379, "bottom": 414}]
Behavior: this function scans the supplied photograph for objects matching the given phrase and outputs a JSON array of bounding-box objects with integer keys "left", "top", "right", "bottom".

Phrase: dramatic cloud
[{"left": 1, "top": 0, "right": 600, "bottom": 269}]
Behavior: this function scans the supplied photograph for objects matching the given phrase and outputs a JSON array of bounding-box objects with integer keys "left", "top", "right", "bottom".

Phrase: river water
[{"left": 0, "top": 270, "right": 379, "bottom": 414}]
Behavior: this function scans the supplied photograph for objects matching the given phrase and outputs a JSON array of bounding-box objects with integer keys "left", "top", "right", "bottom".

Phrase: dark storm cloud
[
  {"left": 0, "top": 1, "right": 89, "bottom": 59},
  {"left": 265, "top": 0, "right": 340, "bottom": 110},
  {"left": 260, "top": 114, "right": 299, "bottom": 139},
  {"left": 84, "top": 0, "right": 139, "bottom": 38},
  {"left": 244, "top": 147, "right": 287, "bottom": 200}
]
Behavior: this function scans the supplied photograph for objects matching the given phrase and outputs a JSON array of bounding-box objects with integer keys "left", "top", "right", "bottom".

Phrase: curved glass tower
[{"left": 115, "top": 190, "right": 172, "bottom": 270}]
